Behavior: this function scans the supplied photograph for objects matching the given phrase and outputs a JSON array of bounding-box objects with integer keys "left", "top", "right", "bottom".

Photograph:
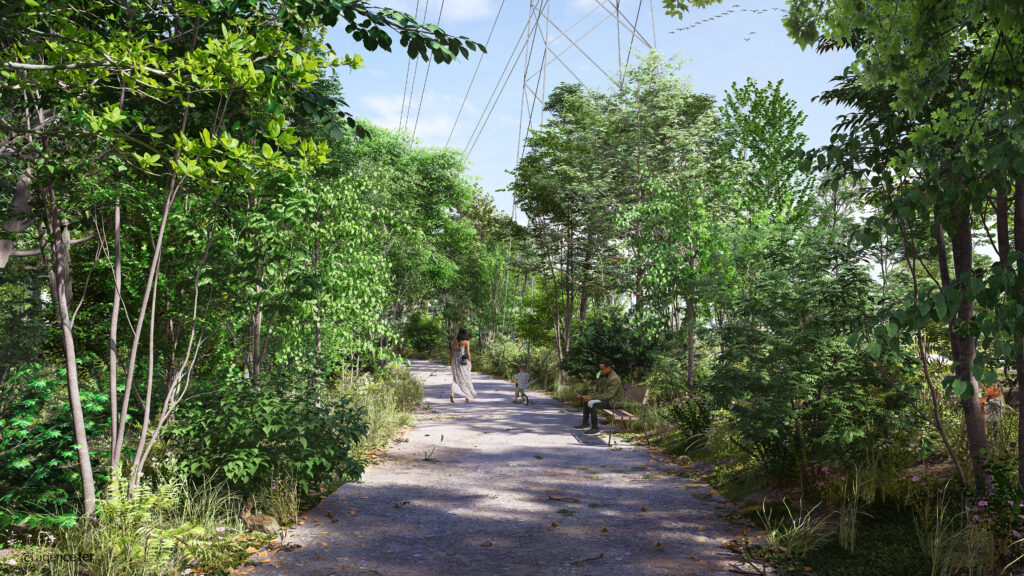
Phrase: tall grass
[
  {"left": 914, "top": 492, "right": 993, "bottom": 576},
  {"left": 6, "top": 475, "right": 259, "bottom": 576},
  {"left": 757, "top": 499, "right": 833, "bottom": 558},
  {"left": 333, "top": 364, "right": 423, "bottom": 453}
]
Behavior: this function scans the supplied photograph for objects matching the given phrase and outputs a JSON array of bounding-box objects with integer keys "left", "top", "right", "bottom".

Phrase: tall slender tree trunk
[
  {"left": 129, "top": 268, "right": 159, "bottom": 490},
  {"left": 685, "top": 252, "right": 697, "bottom": 389},
  {"left": 579, "top": 288, "right": 589, "bottom": 326},
  {"left": 113, "top": 183, "right": 179, "bottom": 470},
  {"left": 109, "top": 200, "right": 121, "bottom": 475},
  {"left": 44, "top": 186, "right": 97, "bottom": 517},
  {"left": 685, "top": 289, "right": 696, "bottom": 389},
  {"left": 944, "top": 208, "right": 992, "bottom": 491},
  {"left": 1013, "top": 176, "right": 1024, "bottom": 491}
]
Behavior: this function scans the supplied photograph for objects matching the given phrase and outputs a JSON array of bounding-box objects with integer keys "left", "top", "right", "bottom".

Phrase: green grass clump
[{"left": 3, "top": 475, "right": 267, "bottom": 576}]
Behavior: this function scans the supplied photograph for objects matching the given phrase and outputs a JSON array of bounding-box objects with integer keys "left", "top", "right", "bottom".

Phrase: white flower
[{"left": 6, "top": 559, "right": 17, "bottom": 566}]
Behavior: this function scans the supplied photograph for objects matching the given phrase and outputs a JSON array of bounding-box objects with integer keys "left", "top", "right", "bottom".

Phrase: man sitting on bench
[{"left": 574, "top": 358, "right": 623, "bottom": 436}]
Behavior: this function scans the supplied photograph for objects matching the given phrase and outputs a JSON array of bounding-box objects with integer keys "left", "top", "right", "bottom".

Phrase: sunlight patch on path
[{"left": 243, "top": 360, "right": 750, "bottom": 575}]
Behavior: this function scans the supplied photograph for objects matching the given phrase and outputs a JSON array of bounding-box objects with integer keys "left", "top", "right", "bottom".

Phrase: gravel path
[{"left": 244, "top": 360, "right": 750, "bottom": 576}]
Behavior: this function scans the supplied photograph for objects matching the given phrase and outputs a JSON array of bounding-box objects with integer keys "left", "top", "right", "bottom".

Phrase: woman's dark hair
[{"left": 455, "top": 327, "right": 469, "bottom": 342}]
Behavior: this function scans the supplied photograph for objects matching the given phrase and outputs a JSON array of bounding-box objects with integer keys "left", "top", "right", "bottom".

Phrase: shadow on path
[{"left": 244, "top": 360, "right": 751, "bottom": 576}]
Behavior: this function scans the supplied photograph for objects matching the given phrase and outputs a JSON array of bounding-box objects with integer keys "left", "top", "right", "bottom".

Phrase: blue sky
[{"left": 325, "top": 1, "right": 853, "bottom": 216}]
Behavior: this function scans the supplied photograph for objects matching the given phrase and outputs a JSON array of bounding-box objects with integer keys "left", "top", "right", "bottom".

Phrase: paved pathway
[{"left": 245, "top": 361, "right": 748, "bottom": 575}]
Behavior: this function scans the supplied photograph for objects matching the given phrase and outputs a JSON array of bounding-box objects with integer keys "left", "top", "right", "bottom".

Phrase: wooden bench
[{"left": 600, "top": 383, "right": 649, "bottom": 446}]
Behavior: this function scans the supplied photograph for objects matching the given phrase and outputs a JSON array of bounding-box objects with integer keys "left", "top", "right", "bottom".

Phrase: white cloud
[
  {"left": 442, "top": 0, "right": 495, "bottom": 22},
  {"left": 359, "top": 91, "right": 480, "bottom": 146},
  {"left": 385, "top": 0, "right": 494, "bottom": 22}
]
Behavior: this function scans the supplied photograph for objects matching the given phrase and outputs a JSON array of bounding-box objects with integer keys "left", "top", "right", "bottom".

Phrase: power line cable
[
  {"left": 515, "top": 0, "right": 537, "bottom": 164},
  {"left": 519, "top": 0, "right": 548, "bottom": 153},
  {"left": 462, "top": 7, "right": 536, "bottom": 153},
  {"left": 525, "top": 10, "right": 613, "bottom": 86},
  {"left": 616, "top": 0, "right": 622, "bottom": 77},
  {"left": 649, "top": 0, "right": 658, "bottom": 48},
  {"left": 463, "top": 2, "right": 545, "bottom": 155},
  {"left": 594, "top": 0, "right": 652, "bottom": 49},
  {"left": 445, "top": 0, "right": 508, "bottom": 147},
  {"left": 533, "top": 11, "right": 613, "bottom": 84},
  {"left": 621, "top": 0, "right": 644, "bottom": 80},
  {"left": 403, "top": 0, "right": 429, "bottom": 130},
  {"left": 522, "top": 2, "right": 563, "bottom": 157},
  {"left": 466, "top": 2, "right": 548, "bottom": 157},
  {"left": 412, "top": 0, "right": 445, "bottom": 137},
  {"left": 399, "top": 0, "right": 422, "bottom": 130}
]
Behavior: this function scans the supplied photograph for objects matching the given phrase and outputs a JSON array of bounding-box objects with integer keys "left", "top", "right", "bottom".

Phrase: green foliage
[
  {"left": 168, "top": 371, "right": 368, "bottom": 493},
  {"left": 661, "top": 0, "right": 725, "bottom": 19},
  {"left": 333, "top": 364, "right": 423, "bottom": 453},
  {"left": 2, "top": 474, "right": 261, "bottom": 576},
  {"left": 0, "top": 366, "right": 107, "bottom": 527},
  {"left": 665, "top": 394, "right": 713, "bottom": 451},
  {"left": 560, "top": 307, "right": 654, "bottom": 380},
  {"left": 706, "top": 197, "right": 897, "bottom": 474},
  {"left": 0, "top": 276, "right": 48, "bottom": 375},
  {"left": 401, "top": 313, "right": 446, "bottom": 358}
]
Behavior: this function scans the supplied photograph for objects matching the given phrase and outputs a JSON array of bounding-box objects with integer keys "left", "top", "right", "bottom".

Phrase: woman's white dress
[{"left": 451, "top": 342, "right": 477, "bottom": 399}]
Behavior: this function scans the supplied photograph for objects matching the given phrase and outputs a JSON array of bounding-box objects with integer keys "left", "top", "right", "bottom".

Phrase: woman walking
[{"left": 450, "top": 327, "right": 476, "bottom": 403}]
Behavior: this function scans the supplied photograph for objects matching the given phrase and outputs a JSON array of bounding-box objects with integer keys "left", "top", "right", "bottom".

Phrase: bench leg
[{"left": 608, "top": 417, "right": 613, "bottom": 446}]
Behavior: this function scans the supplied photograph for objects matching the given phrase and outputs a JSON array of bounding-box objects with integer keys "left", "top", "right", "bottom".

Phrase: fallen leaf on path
[
  {"left": 546, "top": 495, "right": 581, "bottom": 503},
  {"left": 348, "top": 509, "right": 356, "bottom": 515},
  {"left": 569, "top": 552, "right": 604, "bottom": 566},
  {"left": 639, "top": 505, "right": 648, "bottom": 512},
  {"left": 549, "top": 521, "right": 559, "bottom": 529},
  {"left": 480, "top": 541, "right": 493, "bottom": 547},
  {"left": 653, "top": 541, "right": 664, "bottom": 549},
  {"left": 600, "top": 526, "right": 609, "bottom": 533}
]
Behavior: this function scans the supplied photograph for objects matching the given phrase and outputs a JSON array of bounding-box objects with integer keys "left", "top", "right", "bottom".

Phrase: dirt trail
[{"left": 245, "top": 360, "right": 750, "bottom": 575}]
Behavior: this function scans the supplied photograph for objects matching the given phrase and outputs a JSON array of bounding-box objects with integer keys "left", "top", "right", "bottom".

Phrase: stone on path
[{"left": 244, "top": 360, "right": 747, "bottom": 576}]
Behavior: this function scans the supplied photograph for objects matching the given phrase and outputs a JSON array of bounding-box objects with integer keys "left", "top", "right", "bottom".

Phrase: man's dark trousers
[{"left": 581, "top": 400, "right": 606, "bottom": 430}]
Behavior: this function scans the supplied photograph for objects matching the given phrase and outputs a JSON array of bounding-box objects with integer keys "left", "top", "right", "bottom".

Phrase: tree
[
  {"left": 511, "top": 83, "right": 625, "bottom": 368},
  {"left": 1, "top": 0, "right": 483, "bottom": 515},
  {"left": 788, "top": 0, "right": 1024, "bottom": 491}
]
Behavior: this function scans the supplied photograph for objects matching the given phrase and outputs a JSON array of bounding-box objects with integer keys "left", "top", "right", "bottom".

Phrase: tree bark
[
  {"left": 113, "top": 182, "right": 179, "bottom": 470},
  {"left": 1014, "top": 176, "right": 1024, "bottom": 491},
  {"left": 129, "top": 266, "right": 158, "bottom": 491},
  {"left": 44, "top": 185, "right": 97, "bottom": 517},
  {"left": 108, "top": 200, "right": 121, "bottom": 475},
  {"left": 946, "top": 208, "right": 992, "bottom": 491}
]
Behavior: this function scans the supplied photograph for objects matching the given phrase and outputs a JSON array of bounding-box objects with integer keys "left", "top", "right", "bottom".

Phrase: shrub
[
  {"left": 167, "top": 369, "right": 368, "bottom": 494},
  {"left": 560, "top": 307, "right": 657, "bottom": 380},
  {"left": 666, "top": 394, "right": 713, "bottom": 446},
  {"left": 401, "top": 312, "right": 446, "bottom": 357}
]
